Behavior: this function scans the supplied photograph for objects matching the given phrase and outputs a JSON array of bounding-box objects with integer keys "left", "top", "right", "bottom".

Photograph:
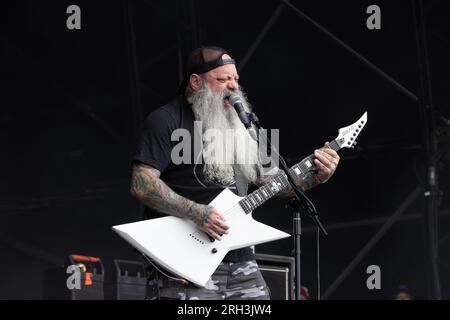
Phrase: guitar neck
[{"left": 238, "top": 139, "right": 341, "bottom": 214}]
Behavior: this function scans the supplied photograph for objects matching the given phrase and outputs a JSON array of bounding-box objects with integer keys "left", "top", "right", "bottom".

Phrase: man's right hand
[{"left": 199, "top": 206, "right": 230, "bottom": 241}]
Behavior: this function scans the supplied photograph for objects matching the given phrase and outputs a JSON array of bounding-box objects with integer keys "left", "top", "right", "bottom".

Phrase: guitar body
[{"left": 113, "top": 188, "right": 290, "bottom": 287}]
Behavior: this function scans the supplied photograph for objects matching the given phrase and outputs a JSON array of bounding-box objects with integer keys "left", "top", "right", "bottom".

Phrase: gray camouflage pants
[{"left": 147, "top": 260, "right": 270, "bottom": 300}]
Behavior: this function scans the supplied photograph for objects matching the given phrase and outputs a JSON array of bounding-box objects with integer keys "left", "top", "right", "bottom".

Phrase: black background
[{"left": 1, "top": 0, "right": 450, "bottom": 299}]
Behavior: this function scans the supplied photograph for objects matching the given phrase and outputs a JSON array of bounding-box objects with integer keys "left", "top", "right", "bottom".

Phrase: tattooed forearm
[
  {"left": 130, "top": 164, "right": 212, "bottom": 227},
  {"left": 186, "top": 202, "right": 213, "bottom": 227},
  {"left": 255, "top": 170, "right": 319, "bottom": 198}
]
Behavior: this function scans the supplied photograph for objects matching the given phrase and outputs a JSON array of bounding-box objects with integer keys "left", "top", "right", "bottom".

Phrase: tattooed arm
[{"left": 130, "top": 163, "right": 229, "bottom": 240}]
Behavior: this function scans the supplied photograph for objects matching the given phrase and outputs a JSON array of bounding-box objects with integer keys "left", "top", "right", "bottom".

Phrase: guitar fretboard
[{"left": 238, "top": 139, "right": 341, "bottom": 214}]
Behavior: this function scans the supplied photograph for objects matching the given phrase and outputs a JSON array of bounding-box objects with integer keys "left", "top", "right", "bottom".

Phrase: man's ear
[{"left": 189, "top": 74, "right": 202, "bottom": 91}]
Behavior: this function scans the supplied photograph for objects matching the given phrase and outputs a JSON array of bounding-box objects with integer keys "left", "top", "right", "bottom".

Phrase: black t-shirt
[{"left": 132, "top": 95, "right": 254, "bottom": 262}]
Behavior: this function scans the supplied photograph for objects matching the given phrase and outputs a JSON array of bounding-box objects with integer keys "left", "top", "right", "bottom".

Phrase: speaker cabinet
[
  {"left": 255, "top": 253, "right": 295, "bottom": 300},
  {"left": 112, "top": 259, "right": 147, "bottom": 300},
  {"left": 43, "top": 255, "right": 104, "bottom": 300}
]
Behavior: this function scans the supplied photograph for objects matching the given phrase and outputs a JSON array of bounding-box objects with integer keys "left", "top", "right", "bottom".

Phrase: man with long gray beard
[{"left": 130, "top": 46, "right": 340, "bottom": 300}]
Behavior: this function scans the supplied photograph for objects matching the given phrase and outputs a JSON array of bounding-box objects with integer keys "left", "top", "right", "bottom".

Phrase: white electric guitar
[{"left": 113, "top": 112, "right": 368, "bottom": 287}]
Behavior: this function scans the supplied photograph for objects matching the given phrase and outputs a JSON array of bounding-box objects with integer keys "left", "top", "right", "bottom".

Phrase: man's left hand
[{"left": 313, "top": 142, "right": 340, "bottom": 184}]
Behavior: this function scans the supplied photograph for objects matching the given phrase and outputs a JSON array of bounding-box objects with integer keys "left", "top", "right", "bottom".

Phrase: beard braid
[{"left": 188, "top": 82, "right": 260, "bottom": 186}]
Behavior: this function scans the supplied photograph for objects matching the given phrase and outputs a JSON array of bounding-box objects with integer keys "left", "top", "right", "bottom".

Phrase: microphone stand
[{"left": 248, "top": 112, "right": 328, "bottom": 300}]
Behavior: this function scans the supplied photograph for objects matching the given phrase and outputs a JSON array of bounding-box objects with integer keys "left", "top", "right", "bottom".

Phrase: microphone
[
  {"left": 227, "top": 93, "right": 252, "bottom": 129},
  {"left": 226, "top": 93, "right": 258, "bottom": 142}
]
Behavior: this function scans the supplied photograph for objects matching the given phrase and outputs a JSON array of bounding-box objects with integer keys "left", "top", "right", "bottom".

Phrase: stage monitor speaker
[
  {"left": 255, "top": 253, "right": 295, "bottom": 300},
  {"left": 66, "top": 254, "right": 104, "bottom": 300},
  {"left": 44, "top": 254, "right": 104, "bottom": 300},
  {"left": 113, "top": 259, "right": 147, "bottom": 300}
]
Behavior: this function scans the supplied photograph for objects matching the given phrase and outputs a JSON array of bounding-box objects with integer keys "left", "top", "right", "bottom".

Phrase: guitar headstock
[{"left": 335, "top": 111, "right": 368, "bottom": 149}]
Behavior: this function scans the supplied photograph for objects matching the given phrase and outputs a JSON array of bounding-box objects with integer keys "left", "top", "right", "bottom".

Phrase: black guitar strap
[
  {"left": 233, "top": 165, "right": 257, "bottom": 255},
  {"left": 232, "top": 165, "right": 248, "bottom": 196}
]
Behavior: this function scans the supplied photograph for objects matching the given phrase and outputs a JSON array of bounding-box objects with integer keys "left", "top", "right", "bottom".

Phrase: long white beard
[{"left": 188, "top": 83, "right": 260, "bottom": 186}]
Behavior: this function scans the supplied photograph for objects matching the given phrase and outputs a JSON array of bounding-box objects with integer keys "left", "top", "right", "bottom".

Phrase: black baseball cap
[{"left": 178, "top": 46, "right": 236, "bottom": 94}]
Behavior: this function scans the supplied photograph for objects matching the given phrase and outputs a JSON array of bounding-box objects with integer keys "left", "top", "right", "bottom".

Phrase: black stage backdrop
[{"left": 1, "top": 0, "right": 450, "bottom": 300}]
